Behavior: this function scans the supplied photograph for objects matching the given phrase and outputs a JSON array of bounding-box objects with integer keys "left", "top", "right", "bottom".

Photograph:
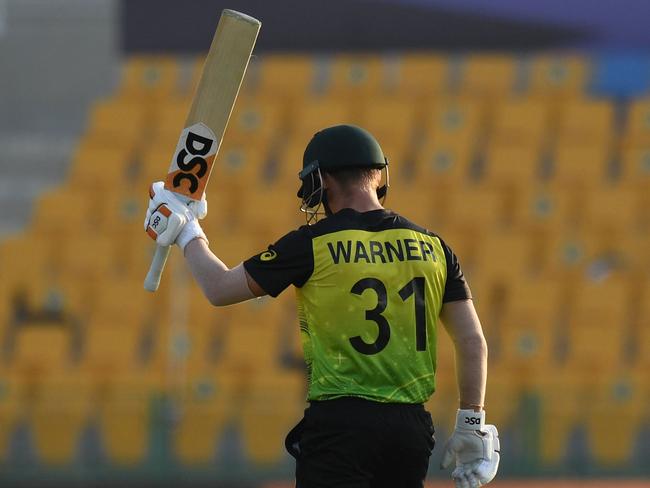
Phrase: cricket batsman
[{"left": 144, "top": 125, "right": 500, "bottom": 488}]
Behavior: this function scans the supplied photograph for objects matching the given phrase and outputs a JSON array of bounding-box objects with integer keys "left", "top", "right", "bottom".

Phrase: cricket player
[{"left": 145, "top": 125, "right": 500, "bottom": 488}]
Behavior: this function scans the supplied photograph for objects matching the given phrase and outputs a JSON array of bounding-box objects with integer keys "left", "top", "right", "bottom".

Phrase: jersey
[{"left": 244, "top": 208, "right": 471, "bottom": 404}]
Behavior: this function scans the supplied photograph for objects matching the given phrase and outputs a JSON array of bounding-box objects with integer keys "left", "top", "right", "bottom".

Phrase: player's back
[{"left": 296, "top": 208, "right": 469, "bottom": 404}]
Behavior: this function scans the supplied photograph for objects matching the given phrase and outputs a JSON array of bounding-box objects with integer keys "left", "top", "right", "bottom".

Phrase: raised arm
[
  {"left": 184, "top": 238, "right": 266, "bottom": 306},
  {"left": 439, "top": 298, "right": 488, "bottom": 411}
]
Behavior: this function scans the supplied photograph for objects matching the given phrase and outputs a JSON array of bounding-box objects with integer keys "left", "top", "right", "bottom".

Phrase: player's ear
[{"left": 321, "top": 171, "right": 333, "bottom": 190}]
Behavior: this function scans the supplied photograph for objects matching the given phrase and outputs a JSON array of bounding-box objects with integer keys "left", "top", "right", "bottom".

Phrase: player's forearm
[
  {"left": 184, "top": 238, "right": 254, "bottom": 306},
  {"left": 454, "top": 332, "right": 488, "bottom": 411}
]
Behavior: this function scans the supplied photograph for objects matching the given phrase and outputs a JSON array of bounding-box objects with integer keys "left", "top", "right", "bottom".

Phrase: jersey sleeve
[
  {"left": 438, "top": 237, "right": 472, "bottom": 302},
  {"left": 243, "top": 227, "right": 314, "bottom": 298}
]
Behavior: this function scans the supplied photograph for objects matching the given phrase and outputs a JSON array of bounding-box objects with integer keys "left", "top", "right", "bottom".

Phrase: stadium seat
[
  {"left": 423, "top": 98, "right": 483, "bottom": 147},
  {"left": 412, "top": 136, "right": 474, "bottom": 189},
  {"left": 84, "top": 100, "right": 148, "bottom": 149},
  {"left": 118, "top": 56, "right": 180, "bottom": 100},
  {"left": 240, "top": 371, "right": 305, "bottom": 464},
  {"left": 67, "top": 143, "right": 132, "bottom": 192},
  {"left": 394, "top": 54, "right": 449, "bottom": 97},
  {"left": 357, "top": 98, "right": 418, "bottom": 158},
  {"left": 459, "top": 55, "right": 518, "bottom": 98},
  {"left": 527, "top": 55, "right": 590, "bottom": 98},
  {"left": 153, "top": 98, "right": 193, "bottom": 139},
  {"left": 226, "top": 97, "right": 285, "bottom": 147},
  {"left": 220, "top": 297, "right": 284, "bottom": 369},
  {"left": 81, "top": 322, "right": 144, "bottom": 379},
  {"left": 59, "top": 233, "right": 118, "bottom": 282},
  {"left": 490, "top": 98, "right": 549, "bottom": 149},
  {"left": 541, "top": 230, "right": 610, "bottom": 279},
  {"left": 551, "top": 140, "right": 611, "bottom": 189},
  {"left": 537, "top": 370, "right": 586, "bottom": 465},
  {"left": 12, "top": 324, "right": 71, "bottom": 376},
  {"left": 619, "top": 146, "right": 650, "bottom": 188},
  {"left": 557, "top": 99, "right": 615, "bottom": 146},
  {"left": 623, "top": 97, "right": 650, "bottom": 145},
  {"left": 29, "top": 373, "right": 92, "bottom": 464},
  {"left": 445, "top": 185, "right": 505, "bottom": 232},
  {"left": 172, "top": 374, "right": 235, "bottom": 464},
  {"left": 585, "top": 371, "right": 646, "bottom": 466},
  {"left": 326, "top": 55, "right": 385, "bottom": 99},
  {"left": 98, "top": 377, "right": 152, "bottom": 465},
  {"left": 473, "top": 232, "right": 535, "bottom": 284},
  {"left": 0, "top": 371, "right": 24, "bottom": 462},
  {"left": 512, "top": 185, "right": 576, "bottom": 232},
  {"left": 484, "top": 366, "right": 519, "bottom": 429},
  {"left": 291, "top": 98, "right": 355, "bottom": 143},
  {"left": 481, "top": 143, "right": 541, "bottom": 188},
  {"left": 31, "top": 187, "right": 99, "bottom": 235},
  {"left": 582, "top": 185, "right": 641, "bottom": 233},
  {"left": 257, "top": 55, "right": 316, "bottom": 96}
]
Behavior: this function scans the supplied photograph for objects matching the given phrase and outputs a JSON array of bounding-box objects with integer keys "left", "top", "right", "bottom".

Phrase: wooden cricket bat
[{"left": 144, "top": 9, "right": 261, "bottom": 292}]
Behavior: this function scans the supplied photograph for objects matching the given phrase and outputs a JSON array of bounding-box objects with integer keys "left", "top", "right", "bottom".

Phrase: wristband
[
  {"left": 176, "top": 219, "right": 208, "bottom": 251},
  {"left": 455, "top": 409, "right": 485, "bottom": 431}
]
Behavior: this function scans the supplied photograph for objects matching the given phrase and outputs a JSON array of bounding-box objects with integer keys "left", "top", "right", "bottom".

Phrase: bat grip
[{"left": 144, "top": 245, "right": 171, "bottom": 292}]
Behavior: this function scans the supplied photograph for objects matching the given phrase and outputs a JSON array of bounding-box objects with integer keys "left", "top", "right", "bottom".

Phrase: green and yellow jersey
[{"left": 243, "top": 208, "right": 471, "bottom": 404}]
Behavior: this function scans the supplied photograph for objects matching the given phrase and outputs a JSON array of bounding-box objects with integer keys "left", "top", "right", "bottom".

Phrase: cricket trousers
[{"left": 285, "top": 397, "right": 436, "bottom": 488}]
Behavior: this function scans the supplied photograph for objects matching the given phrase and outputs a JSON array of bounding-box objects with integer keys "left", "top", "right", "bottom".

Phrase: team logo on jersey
[{"left": 260, "top": 250, "right": 278, "bottom": 261}]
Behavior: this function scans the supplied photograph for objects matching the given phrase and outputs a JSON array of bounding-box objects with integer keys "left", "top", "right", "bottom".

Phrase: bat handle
[{"left": 144, "top": 245, "right": 171, "bottom": 292}]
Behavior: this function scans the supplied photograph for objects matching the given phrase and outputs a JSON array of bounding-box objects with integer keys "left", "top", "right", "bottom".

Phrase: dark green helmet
[
  {"left": 297, "top": 124, "right": 390, "bottom": 223},
  {"left": 301, "top": 124, "right": 388, "bottom": 176}
]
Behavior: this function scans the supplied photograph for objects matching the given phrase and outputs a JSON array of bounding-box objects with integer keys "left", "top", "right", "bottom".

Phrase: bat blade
[{"left": 144, "top": 9, "right": 261, "bottom": 292}]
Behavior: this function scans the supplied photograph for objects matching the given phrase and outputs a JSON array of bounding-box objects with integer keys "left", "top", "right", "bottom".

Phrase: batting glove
[
  {"left": 440, "top": 410, "right": 500, "bottom": 488},
  {"left": 144, "top": 181, "right": 208, "bottom": 250}
]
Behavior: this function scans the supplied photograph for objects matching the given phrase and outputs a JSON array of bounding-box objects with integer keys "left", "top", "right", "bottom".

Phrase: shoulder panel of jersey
[{"left": 296, "top": 208, "right": 450, "bottom": 404}]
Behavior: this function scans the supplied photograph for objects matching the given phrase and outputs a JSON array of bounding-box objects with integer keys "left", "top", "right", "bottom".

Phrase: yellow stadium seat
[
  {"left": 98, "top": 377, "right": 152, "bottom": 466},
  {"left": 551, "top": 141, "right": 611, "bottom": 189},
  {"left": 29, "top": 373, "right": 91, "bottom": 465},
  {"left": 153, "top": 98, "right": 193, "bottom": 139},
  {"left": 221, "top": 297, "right": 284, "bottom": 368},
  {"left": 557, "top": 99, "right": 614, "bottom": 145},
  {"left": 537, "top": 370, "right": 586, "bottom": 465},
  {"left": 481, "top": 143, "right": 541, "bottom": 187},
  {"left": 474, "top": 232, "right": 534, "bottom": 284},
  {"left": 424, "top": 366, "right": 457, "bottom": 430},
  {"left": 459, "top": 55, "right": 518, "bottom": 98},
  {"left": 100, "top": 189, "right": 146, "bottom": 234},
  {"left": 67, "top": 143, "right": 132, "bottom": 192},
  {"left": 491, "top": 98, "right": 549, "bottom": 148},
  {"left": 227, "top": 97, "right": 285, "bottom": 146},
  {"left": 635, "top": 320, "right": 650, "bottom": 367},
  {"left": 118, "top": 56, "right": 180, "bottom": 100},
  {"left": 395, "top": 54, "right": 449, "bottom": 97},
  {"left": 541, "top": 230, "right": 610, "bottom": 279},
  {"left": 0, "top": 371, "right": 24, "bottom": 462},
  {"left": 623, "top": 97, "right": 650, "bottom": 145},
  {"left": 31, "top": 187, "right": 99, "bottom": 235},
  {"left": 292, "top": 98, "right": 355, "bottom": 143},
  {"left": 445, "top": 186, "right": 505, "bottom": 232},
  {"left": 582, "top": 185, "right": 642, "bottom": 233},
  {"left": 81, "top": 323, "right": 143, "bottom": 379},
  {"left": 586, "top": 371, "right": 645, "bottom": 466},
  {"left": 258, "top": 55, "right": 316, "bottom": 96},
  {"left": 327, "top": 55, "right": 385, "bottom": 98},
  {"left": 357, "top": 98, "right": 418, "bottom": 157},
  {"left": 484, "top": 366, "right": 519, "bottom": 429},
  {"left": 527, "top": 55, "right": 590, "bottom": 98},
  {"left": 58, "top": 233, "right": 118, "bottom": 282},
  {"left": 619, "top": 146, "right": 650, "bottom": 188},
  {"left": 172, "top": 374, "right": 236, "bottom": 464},
  {"left": 84, "top": 100, "right": 148, "bottom": 149},
  {"left": 512, "top": 185, "right": 576, "bottom": 231},
  {"left": 412, "top": 137, "right": 473, "bottom": 190},
  {"left": 240, "top": 371, "right": 306, "bottom": 464},
  {"left": 12, "top": 324, "right": 70, "bottom": 375},
  {"left": 424, "top": 98, "right": 483, "bottom": 145},
  {"left": 384, "top": 178, "right": 440, "bottom": 227}
]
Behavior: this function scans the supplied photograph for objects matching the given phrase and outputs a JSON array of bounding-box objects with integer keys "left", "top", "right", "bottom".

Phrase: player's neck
[{"left": 328, "top": 189, "right": 383, "bottom": 214}]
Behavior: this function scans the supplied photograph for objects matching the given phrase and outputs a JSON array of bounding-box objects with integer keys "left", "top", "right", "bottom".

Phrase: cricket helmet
[{"left": 297, "top": 124, "right": 390, "bottom": 223}]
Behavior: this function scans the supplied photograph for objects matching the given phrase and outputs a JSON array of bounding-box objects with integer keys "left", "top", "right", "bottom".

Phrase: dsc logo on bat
[{"left": 165, "top": 123, "right": 218, "bottom": 200}]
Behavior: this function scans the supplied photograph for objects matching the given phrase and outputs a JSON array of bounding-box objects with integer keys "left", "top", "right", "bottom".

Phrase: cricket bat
[{"left": 144, "top": 9, "right": 261, "bottom": 292}]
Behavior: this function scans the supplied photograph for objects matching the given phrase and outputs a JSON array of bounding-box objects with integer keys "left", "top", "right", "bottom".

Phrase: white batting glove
[
  {"left": 440, "top": 410, "right": 500, "bottom": 488},
  {"left": 144, "top": 182, "right": 208, "bottom": 250}
]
